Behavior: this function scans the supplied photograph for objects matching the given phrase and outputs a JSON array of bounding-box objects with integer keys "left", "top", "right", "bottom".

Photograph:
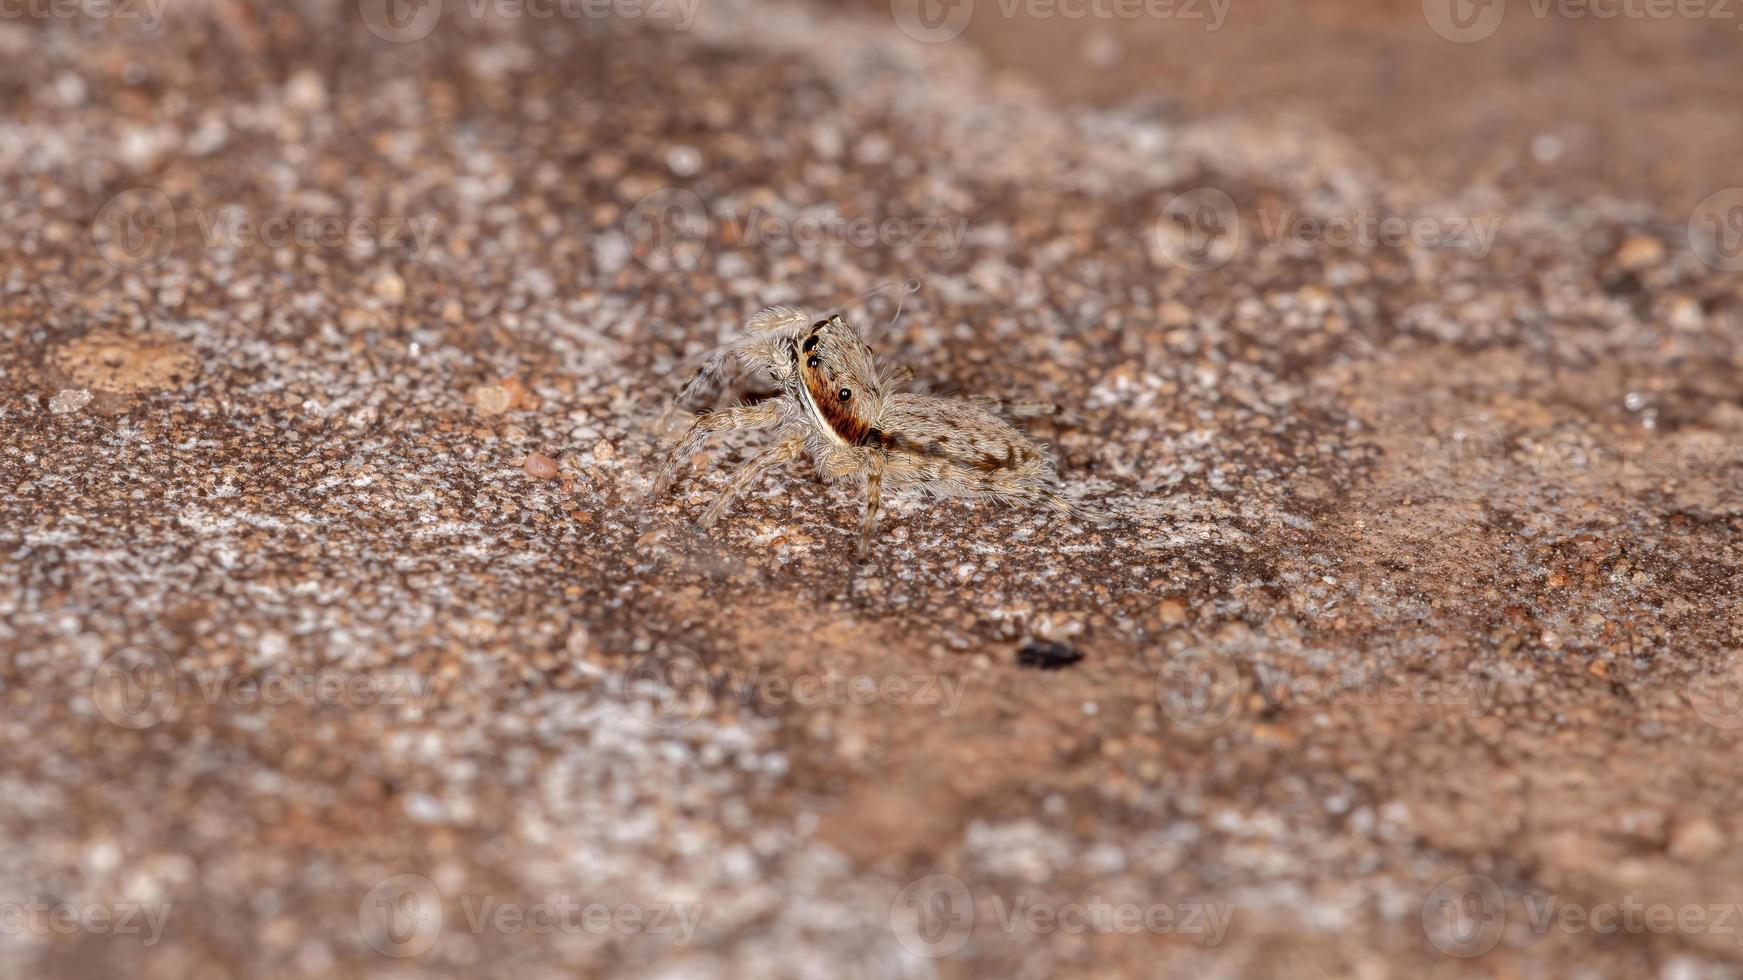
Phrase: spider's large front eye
[
  {"left": 838, "top": 389, "right": 852, "bottom": 401},
  {"left": 807, "top": 355, "right": 820, "bottom": 368}
]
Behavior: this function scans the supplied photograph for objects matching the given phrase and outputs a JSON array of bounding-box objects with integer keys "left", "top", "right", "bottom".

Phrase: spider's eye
[
  {"left": 807, "top": 355, "right": 821, "bottom": 368},
  {"left": 838, "top": 388, "right": 852, "bottom": 401}
]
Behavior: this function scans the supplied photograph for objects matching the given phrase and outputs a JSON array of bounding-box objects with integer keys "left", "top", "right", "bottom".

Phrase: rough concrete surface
[{"left": 3, "top": 0, "right": 1743, "bottom": 977}]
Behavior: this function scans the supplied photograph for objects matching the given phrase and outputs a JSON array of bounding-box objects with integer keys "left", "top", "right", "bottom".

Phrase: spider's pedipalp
[{"left": 657, "top": 306, "right": 816, "bottom": 429}]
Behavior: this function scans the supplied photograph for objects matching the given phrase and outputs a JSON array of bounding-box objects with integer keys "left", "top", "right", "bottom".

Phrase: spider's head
[{"left": 791, "top": 315, "right": 885, "bottom": 447}]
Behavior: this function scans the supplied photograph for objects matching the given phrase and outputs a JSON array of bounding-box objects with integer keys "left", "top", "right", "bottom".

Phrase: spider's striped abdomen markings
[{"left": 873, "top": 415, "right": 1037, "bottom": 476}]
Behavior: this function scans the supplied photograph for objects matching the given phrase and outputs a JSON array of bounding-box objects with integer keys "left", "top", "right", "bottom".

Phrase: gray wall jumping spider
[{"left": 653, "top": 306, "right": 1101, "bottom": 557}]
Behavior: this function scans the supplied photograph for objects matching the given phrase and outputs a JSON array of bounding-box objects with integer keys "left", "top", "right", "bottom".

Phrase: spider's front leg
[
  {"left": 699, "top": 433, "right": 804, "bottom": 528},
  {"left": 857, "top": 450, "right": 886, "bottom": 560},
  {"left": 652, "top": 402, "right": 782, "bottom": 496}
]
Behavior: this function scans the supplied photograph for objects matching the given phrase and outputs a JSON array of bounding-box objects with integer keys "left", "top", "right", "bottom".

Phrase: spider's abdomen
[{"left": 876, "top": 394, "right": 1056, "bottom": 488}]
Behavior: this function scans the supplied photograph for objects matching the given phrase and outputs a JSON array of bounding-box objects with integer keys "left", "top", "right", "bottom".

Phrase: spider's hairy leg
[
  {"left": 658, "top": 347, "right": 735, "bottom": 432},
  {"left": 699, "top": 433, "right": 804, "bottom": 528},
  {"left": 652, "top": 401, "right": 783, "bottom": 495},
  {"left": 966, "top": 395, "right": 1069, "bottom": 421},
  {"left": 857, "top": 450, "right": 886, "bottom": 560},
  {"left": 656, "top": 306, "right": 814, "bottom": 430},
  {"left": 1034, "top": 486, "right": 1117, "bottom": 526}
]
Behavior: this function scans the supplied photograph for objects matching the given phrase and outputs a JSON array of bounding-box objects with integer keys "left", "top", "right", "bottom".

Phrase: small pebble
[
  {"left": 374, "top": 273, "right": 407, "bottom": 304},
  {"left": 522, "top": 452, "right": 559, "bottom": 479},
  {"left": 1668, "top": 818, "right": 1725, "bottom": 861},
  {"left": 1615, "top": 234, "right": 1664, "bottom": 271},
  {"left": 472, "top": 383, "right": 515, "bottom": 416}
]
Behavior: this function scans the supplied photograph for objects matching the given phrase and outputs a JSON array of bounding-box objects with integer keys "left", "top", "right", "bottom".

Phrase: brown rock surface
[{"left": 4, "top": 1, "right": 1743, "bottom": 977}]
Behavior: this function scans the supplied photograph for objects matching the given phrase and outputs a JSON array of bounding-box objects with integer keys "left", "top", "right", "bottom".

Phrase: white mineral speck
[
  {"left": 667, "top": 145, "right": 702, "bottom": 176},
  {"left": 49, "top": 389, "right": 93, "bottom": 414}
]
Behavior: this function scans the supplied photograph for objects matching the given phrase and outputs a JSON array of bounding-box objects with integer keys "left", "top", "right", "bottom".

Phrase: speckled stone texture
[{"left": 4, "top": 1, "right": 1743, "bottom": 977}]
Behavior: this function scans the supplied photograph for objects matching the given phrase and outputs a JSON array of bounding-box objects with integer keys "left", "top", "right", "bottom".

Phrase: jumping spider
[{"left": 652, "top": 306, "right": 1098, "bottom": 557}]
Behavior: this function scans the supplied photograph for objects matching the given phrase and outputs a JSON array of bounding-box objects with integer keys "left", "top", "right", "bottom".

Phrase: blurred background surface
[{"left": 4, "top": 0, "right": 1743, "bottom": 977}]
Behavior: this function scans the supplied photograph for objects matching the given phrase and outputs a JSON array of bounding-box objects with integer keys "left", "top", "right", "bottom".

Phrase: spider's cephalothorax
[{"left": 653, "top": 307, "right": 1096, "bottom": 558}]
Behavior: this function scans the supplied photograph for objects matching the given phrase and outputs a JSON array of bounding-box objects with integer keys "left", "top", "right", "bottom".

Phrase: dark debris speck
[{"left": 1017, "top": 641, "right": 1084, "bottom": 670}]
